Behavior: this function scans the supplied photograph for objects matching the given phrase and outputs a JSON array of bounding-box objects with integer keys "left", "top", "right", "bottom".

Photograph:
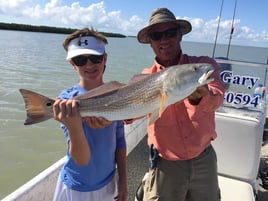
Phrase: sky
[{"left": 0, "top": 0, "right": 268, "bottom": 47}]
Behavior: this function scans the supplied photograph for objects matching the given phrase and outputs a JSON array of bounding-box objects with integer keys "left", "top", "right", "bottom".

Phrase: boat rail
[{"left": 216, "top": 58, "right": 268, "bottom": 68}]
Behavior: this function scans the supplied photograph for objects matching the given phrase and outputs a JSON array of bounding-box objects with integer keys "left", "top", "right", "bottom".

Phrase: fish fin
[
  {"left": 129, "top": 74, "right": 150, "bottom": 85},
  {"left": 74, "top": 81, "right": 126, "bottom": 100},
  {"left": 148, "top": 92, "right": 167, "bottom": 125},
  {"left": 149, "top": 110, "right": 160, "bottom": 125},
  {"left": 19, "top": 89, "right": 55, "bottom": 125},
  {"left": 159, "top": 92, "right": 166, "bottom": 117}
]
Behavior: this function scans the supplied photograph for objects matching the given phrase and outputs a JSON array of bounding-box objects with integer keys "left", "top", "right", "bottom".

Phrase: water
[{"left": 0, "top": 30, "right": 267, "bottom": 199}]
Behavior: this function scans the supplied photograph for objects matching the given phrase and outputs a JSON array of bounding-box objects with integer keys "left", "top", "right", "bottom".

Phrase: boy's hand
[{"left": 83, "top": 116, "right": 112, "bottom": 129}]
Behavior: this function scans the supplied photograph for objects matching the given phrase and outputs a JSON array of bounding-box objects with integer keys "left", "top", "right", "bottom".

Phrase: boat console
[
  {"left": 213, "top": 59, "right": 268, "bottom": 201},
  {"left": 213, "top": 106, "right": 264, "bottom": 201}
]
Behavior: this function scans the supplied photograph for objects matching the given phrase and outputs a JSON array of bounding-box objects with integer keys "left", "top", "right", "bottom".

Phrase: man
[{"left": 137, "top": 7, "right": 225, "bottom": 201}]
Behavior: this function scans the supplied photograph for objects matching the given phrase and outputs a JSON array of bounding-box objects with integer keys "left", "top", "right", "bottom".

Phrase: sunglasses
[
  {"left": 149, "top": 27, "right": 179, "bottom": 41},
  {"left": 71, "top": 55, "right": 104, "bottom": 66}
]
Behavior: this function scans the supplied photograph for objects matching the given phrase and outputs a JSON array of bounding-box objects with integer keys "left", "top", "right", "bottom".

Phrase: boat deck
[
  {"left": 127, "top": 135, "right": 148, "bottom": 201},
  {"left": 126, "top": 135, "right": 268, "bottom": 201}
]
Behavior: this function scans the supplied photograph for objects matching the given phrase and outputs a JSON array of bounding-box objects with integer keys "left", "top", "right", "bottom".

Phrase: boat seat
[{"left": 218, "top": 175, "right": 255, "bottom": 201}]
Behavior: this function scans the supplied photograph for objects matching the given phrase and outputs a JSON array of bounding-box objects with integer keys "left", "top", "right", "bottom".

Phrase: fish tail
[{"left": 19, "top": 89, "right": 55, "bottom": 125}]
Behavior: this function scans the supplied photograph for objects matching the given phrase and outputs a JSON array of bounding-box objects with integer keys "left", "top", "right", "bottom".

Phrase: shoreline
[{"left": 0, "top": 22, "right": 127, "bottom": 38}]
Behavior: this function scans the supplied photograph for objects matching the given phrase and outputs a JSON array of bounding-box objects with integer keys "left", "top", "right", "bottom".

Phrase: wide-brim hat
[{"left": 137, "top": 7, "right": 192, "bottom": 44}]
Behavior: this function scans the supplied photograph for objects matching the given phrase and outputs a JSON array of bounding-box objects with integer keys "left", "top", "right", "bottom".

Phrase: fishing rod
[
  {"left": 226, "top": 0, "right": 238, "bottom": 58},
  {"left": 212, "top": 0, "right": 224, "bottom": 58}
]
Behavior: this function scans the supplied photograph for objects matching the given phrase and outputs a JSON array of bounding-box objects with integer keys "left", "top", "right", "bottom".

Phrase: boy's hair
[{"left": 63, "top": 27, "right": 108, "bottom": 51}]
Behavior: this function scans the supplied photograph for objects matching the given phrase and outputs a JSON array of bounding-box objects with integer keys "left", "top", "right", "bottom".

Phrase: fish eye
[
  {"left": 192, "top": 66, "right": 198, "bottom": 71},
  {"left": 47, "top": 102, "right": 52, "bottom": 106}
]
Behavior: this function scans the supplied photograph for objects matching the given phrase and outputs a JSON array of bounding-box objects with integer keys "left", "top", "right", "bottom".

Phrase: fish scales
[{"left": 78, "top": 73, "right": 165, "bottom": 119}]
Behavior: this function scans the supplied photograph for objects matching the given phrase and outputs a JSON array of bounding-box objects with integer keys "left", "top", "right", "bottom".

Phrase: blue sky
[{"left": 0, "top": 0, "right": 268, "bottom": 47}]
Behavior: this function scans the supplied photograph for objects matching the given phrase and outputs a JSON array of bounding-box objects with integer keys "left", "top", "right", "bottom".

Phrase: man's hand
[{"left": 188, "top": 85, "right": 210, "bottom": 105}]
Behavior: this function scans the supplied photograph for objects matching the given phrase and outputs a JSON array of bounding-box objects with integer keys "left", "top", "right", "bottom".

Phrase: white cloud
[
  {"left": 0, "top": 0, "right": 30, "bottom": 14},
  {"left": 184, "top": 16, "right": 268, "bottom": 46},
  {"left": 0, "top": 0, "right": 28, "bottom": 8},
  {"left": 16, "top": 1, "right": 143, "bottom": 34},
  {"left": 0, "top": 0, "right": 267, "bottom": 46}
]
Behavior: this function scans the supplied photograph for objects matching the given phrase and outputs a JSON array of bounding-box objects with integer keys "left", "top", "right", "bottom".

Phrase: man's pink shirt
[{"left": 142, "top": 54, "right": 226, "bottom": 160}]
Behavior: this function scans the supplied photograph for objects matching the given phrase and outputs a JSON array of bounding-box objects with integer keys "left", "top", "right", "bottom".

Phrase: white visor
[{"left": 66, "top": 36, "right": 105, "bottom": 60}]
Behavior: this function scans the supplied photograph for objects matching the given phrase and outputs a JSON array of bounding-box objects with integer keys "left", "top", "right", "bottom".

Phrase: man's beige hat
[{"left": 137, "top": 7, "right": 192, "bottom": 44}]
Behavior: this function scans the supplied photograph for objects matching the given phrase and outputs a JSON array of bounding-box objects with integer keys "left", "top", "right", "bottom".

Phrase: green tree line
[{"left": 0, "top": 22, "right": 127, "bottom": 38}]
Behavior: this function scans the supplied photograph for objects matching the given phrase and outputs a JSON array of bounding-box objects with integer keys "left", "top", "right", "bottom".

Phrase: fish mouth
[{"left": 198, "top": 69, "right": 214, "bottom": 85}]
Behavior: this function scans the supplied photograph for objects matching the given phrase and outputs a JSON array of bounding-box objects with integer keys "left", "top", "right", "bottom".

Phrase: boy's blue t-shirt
[{"left": 59, "top": 84, "right": 126, "bottom": 192}]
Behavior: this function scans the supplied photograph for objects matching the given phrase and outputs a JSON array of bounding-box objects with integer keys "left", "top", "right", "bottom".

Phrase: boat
[
  {"left": 1, "top": 117, "right": 148, "bottom": 201},
  {"left": 2, "top": 2, "right": 268, "bottom": 200},
  {"left": 1, "top": 58, "right": 268, "bottom": 201}
]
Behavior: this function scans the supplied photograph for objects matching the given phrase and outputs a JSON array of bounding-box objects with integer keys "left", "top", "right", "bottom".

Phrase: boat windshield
[{"left": 216, "top": 58, "right": 268, "bottom": 114}]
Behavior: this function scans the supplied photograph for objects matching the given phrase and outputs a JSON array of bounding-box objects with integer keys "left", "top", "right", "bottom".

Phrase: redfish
[{"left": 20, "top": 63, "right": 214, "bottom": 125}]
